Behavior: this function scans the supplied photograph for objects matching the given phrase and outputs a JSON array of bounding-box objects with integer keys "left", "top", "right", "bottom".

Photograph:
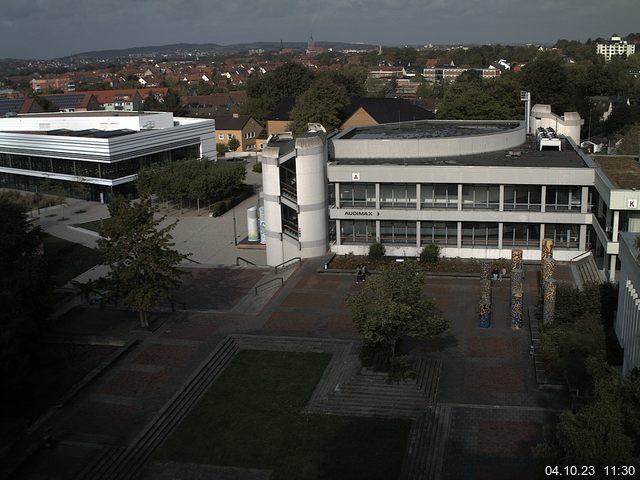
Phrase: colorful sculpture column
[
  {"left": 543, "top": 278, "right": 557, "bottom": 325},
  {"left": 511, "top": 267, "right": 524, "bottom": 329},
  {"left": 479, "top": 261, "right": 492, "bottom": 328}
]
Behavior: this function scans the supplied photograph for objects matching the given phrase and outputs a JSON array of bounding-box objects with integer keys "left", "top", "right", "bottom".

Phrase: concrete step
[{"left": 81, "top": 336, "right": 239, "bottom": 480}]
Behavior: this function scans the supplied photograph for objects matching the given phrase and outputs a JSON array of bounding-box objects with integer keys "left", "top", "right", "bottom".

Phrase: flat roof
[
  {"left": 14, "top": 111, "right": 158, "bottom": 118},
  {"left": 339, "top": 120, "right": 520, "bottom": 140},
  {"left": 330, "top": 136, "right": 589, "bottom": 168},
  {"left": 594, "top": 156, "right": 640, "bottom": 189}
]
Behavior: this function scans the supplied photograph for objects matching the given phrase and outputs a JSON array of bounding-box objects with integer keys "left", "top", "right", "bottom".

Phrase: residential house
[
  {"left": 38, "top": 92, "right": 101, "bottom": 112},
  {"left": 340, "top": 97, "right": 435, "bottom": 130},
  {"left": 0, "top": 98, "right": 44, "bottom": 117},
  {"left": 266, "top": 97, "right": 296, "bottom": 136},
  {"left": 83, "top": 89, "right": 144, "bottom": 111},
  {"left": 214, "top": 113, "right": 264, "bottom": 151}
]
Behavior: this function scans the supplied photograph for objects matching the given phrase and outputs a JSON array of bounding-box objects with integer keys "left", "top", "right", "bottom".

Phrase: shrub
[
  {"left": 252, "top": 161, "right": 262, "bottom": 173},
  {"left": 368, "top": 241, "right": 385, "bottom": 261},
  {"left": 420, "top": 243, "right": 440, "bottom": 263}
]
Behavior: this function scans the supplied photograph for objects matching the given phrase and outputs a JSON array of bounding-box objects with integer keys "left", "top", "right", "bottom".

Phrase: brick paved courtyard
[{"left": 13, "top": 260, "right": 573, "bottom": 480}]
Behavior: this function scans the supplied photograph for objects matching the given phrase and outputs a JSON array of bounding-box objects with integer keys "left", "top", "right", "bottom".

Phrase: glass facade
[
  {"left": 502, "top": 223, "right": 540, "bottom": 247},
  {"left": 503, "top": 185, "right": 542, "bottom": 211},
  {"left": 545, "top": 224, "right": 580, "bottom": 248},
  {"left": 340, "top": 220, "right": 376, "bottom": 244},
  {"left": 339, "top": 183, "right": 376, "bottom": 207},
  {"left": 380, "top": 221, "right": 417, "bottom": 244},
  {"left": 380, "top": 183, "right": 417, "bottom": 208},
  {"left": 421, "top": 184, "right": 458, "bottom": 209},
  {"left": 545, "top": 186, "right": 582, "bottom": 211},
  {"left": 420, "top": 221, "right": 457, "bottom": 245},
  {"left": 461, "top": 185, "right": 500, "bottom": 210},
  {"left": 0, "top": 145, "right": 199, "bottom": 181},
  {"left": 461, "top": 222, "right": 499, "bottom": 246}
]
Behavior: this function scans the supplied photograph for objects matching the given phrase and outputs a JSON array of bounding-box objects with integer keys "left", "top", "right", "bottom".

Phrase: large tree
[
  {"left": 0, "top": 195, "right": 52, "bottom": 388},
  {"left": 288, "top": 77, "right": 348, "bottom": 133},
  {"left": 345, "top": 262, "right": 448, "bottom": 363},
  {"left": 521, "top": 53, "right": 574, "bottom": 112},
  {"left": 97, "top": 196, "right": 189, "bottom": 327}
]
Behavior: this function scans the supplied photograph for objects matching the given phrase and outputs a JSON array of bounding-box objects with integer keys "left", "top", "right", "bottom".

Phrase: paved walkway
[{"left": 10, "top": 260, "right": 572, "bottom": 480}]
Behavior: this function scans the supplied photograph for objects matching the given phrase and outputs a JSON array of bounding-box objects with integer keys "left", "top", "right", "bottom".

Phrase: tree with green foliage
[
  {"left": 216, "top": 143, "right": 228, "bottom": 157},
  {"left": 227, "top": 136, "right": 240, "bottom": 152},
  {"left": 368, "top": 241, "right": 386, "bottom": 261},
  {"left": 617, "top": 124, "right": 640, "bottom": 155},
  {"left": 522, "top": 53, "right": 574, "bottom": 112},
  {"left": 0, "top": 195, "right": 52, "bottom": 390},
  {"left": 345, "top": 262, "right": 448, "bottom": 368},
  {"left": 97, "top": 196, "right": 189, "bottom": 327},
  {"left": 420, "top": 244, "right": 441, "bottom": 264},
  {"left": 288, "top": 77, "right": 348, "bottom": 133},
  {"left": 533, "top": 359, "right": 640, "bottom": 467}
]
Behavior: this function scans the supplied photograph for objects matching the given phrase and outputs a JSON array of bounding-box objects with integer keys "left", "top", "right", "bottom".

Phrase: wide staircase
[
  {"left": 77, "top": 336, "right": 240, "bottom": 480},
  {"left": 399, "top": 404, "right": 452, "bottom": 480},
  {"left": 308, "top": 357, "right": 442, "bottom": 419}
]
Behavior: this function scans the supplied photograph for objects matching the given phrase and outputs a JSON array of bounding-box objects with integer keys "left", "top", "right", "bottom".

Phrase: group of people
[
  {"left": 491, "top": 267, "right": 507, "bottom": 281},
  {"left": 355, "top": 265, "right": 369, "bottom": 283}
]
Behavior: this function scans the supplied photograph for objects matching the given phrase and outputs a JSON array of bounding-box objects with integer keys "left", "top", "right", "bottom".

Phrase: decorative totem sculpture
[
  {"left": 479, "top": 262, "right": 492, "bottom": 328},
  {"left": 511, "top": 268, "right": 524, "bottom": 329},
  {"left": 543, "top": 278, "right": 557, "bottom": 324},
  {"left": 511, "top": 249, "right": 523, "bottom": 271}
]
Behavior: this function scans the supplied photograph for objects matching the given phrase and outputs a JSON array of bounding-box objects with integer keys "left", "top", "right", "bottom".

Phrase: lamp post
[{"left": 232, "top": 206, "right": 237, "bottom": 246}]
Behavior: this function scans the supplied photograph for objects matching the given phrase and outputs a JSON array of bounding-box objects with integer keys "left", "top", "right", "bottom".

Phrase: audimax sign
[{"left": 344, "top": 211, "right": 380, "bottom": 216}]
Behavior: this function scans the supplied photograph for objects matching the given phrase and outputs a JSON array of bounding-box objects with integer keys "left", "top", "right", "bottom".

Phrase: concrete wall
[
  {"left": 615, "top": 232, "right": 640, "bottom": 375},
  {"left": 331, "top": 121, "right": 525, "bottom": 159}
]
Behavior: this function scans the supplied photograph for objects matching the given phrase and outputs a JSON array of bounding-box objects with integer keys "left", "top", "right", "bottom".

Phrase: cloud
[{"left": 0, "top": 0, "right": 638, "bottom": 58}]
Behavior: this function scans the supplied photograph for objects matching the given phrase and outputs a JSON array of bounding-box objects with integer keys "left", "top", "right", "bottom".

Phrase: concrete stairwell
[{"left": 571, "top": 252, "right": 606, "bottom": 288}]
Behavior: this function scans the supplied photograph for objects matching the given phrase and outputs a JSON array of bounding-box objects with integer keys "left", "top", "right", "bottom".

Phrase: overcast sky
[{"left": 2, "top": 0, "right": 639, "bottom": 59}]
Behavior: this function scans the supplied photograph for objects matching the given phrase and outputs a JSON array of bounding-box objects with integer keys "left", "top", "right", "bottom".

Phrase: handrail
[
  {"left": 236, "top": 256, "right": 257, "bottom": 266},
  {"left": 274, "top": 256, "right": 301, "bottom": 274},
  {"left": 254, "top": 277, "right": 283, "bottom": 295},
  {"left": 568, "top": 251, "right": 592, "bottom": 263}
]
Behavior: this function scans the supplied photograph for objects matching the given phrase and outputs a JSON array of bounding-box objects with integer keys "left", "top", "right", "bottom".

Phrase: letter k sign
[{"left": 628, "top": 199, "right": 637, "bottom": 209}]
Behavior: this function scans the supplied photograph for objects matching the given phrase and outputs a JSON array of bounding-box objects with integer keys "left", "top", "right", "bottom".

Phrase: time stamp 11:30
[{"left": 545, "top": 465, "right": 637, "bottom": 476}]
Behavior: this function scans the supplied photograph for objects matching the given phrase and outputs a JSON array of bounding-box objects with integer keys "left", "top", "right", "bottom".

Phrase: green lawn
[
  {"left": 156, "top": 350, "right": 410, "bottom": 480},
  {"left": 73, "top": 217, "right": 112, "bottom": 233},
  {"left": 42, "top": 234, "right": 103, "bottom": 285}
]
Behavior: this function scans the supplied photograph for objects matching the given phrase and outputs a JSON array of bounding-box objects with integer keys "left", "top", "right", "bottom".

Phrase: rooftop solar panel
[
  {"left": 0, "top": 98, "right": 26, "bottom": 116},
  {"left": 42, "top": 94, "right": 85, "bottom": 109}
]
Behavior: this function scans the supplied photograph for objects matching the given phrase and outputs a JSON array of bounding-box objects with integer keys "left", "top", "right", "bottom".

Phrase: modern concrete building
[
  {"left": 259, "top": 105, "right": 640, "bottom": 282},
  {"left": 615, "top": 232, "right": 640, "bottom": 375},
  {"left": 596, "top": 35, "right": 636, "bottom": 62},
  {"left": 0, "top": 111, "right": 215, "bottom": 202}
]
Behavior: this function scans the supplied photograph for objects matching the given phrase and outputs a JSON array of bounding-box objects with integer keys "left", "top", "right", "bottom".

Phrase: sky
[{"left": 1, "top": 0, "right": 640, "bottom": 59}]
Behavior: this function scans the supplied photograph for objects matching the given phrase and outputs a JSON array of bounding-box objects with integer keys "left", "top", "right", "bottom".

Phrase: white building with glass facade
[
  {"left": 0, "top": 111, "right": 216, "bottom": 202},
  {"left": 260, "top": 109, "right": 640, "bottom": 282}
]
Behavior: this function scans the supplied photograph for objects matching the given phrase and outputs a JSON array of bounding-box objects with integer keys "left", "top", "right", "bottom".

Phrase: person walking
[
  {"left": 362, "top": 264, "right": 369, "bottom": 282},
  {"left": 356, "top": 265, "right": 363, "bottom": 283}
]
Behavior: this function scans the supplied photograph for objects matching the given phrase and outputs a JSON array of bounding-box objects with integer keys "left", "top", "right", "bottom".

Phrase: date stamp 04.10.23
[{"left": 544, "top": 465, "right": 637, "bottom": 477}]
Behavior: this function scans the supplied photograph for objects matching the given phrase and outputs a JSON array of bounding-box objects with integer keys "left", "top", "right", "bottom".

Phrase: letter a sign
[
  {"left": 628, "top": 199, "right": 638, "bottom": 209},
  {"left": 352, "top": 172, "right": 360, "bottom": 181}
]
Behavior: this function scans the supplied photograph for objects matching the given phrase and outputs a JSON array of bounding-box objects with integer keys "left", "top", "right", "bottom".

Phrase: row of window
[
  {"left": 333, "top": 183, "right": 590, "bottom": 212},
  {"left": 338, "top": 220, "right": 583, "bottom": 248},
  {"left": 0, "top": 146, "right": 199, "bottom": 180}
]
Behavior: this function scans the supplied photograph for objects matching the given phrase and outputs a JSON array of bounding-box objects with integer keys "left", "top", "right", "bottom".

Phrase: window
[
  {"left": 380, "top": 183, "right": 416, "bottom": 208},
  {"left": 339, "top": 183, "right": 376, "bottom": 207},
  {"left": 380, "top": 221, "right": 417, "bottom": 244},
  {"left": 421, "top": 184, "right": 458, "bottom": 208},
  {"left": 545, "top": 224, "right": 580, "bottom": 249},
  {"left": 461, "top": 222, "right": 499, "bottom": 246},
  {"left": 461, "top": 185, "right": 499, "bottom": 210},
  {"left": 421, "top": 221, "right": 457, "bottom": 245},
  {"left": 545, "top": 186, "right": 582, "bottom": 211},
  {"left": 502, "top": 223, "right": 540, "bottom": 247},
  {"left": 503, "top": 185, "right": 541, "bottom": 211},
  {"left": 341, "top": 220, "right": 376, "bottom": 244}
]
